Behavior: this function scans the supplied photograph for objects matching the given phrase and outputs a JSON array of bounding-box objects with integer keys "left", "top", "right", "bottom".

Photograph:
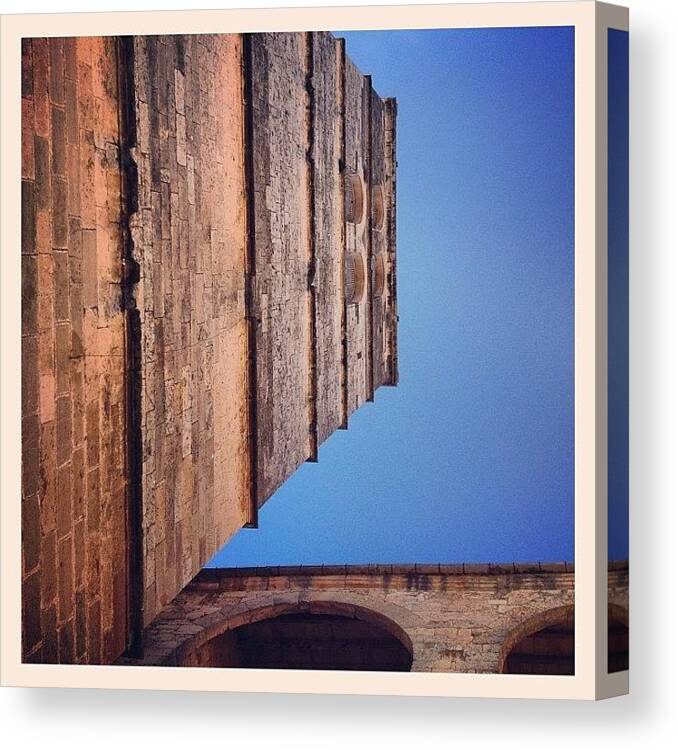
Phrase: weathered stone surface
[
  {"left": 383, "top": 98, "right": 399, "bottom": 384},
  {"left": 312, "top": 33, "right": 344, "bottom": 445},
  {"left": 21, "top": 36, "right": 128, "bottom": 666},
  {"left": 131, "top": 34, "right": 249, "bottom": 626},
  {"left": 370, "top": 89, "right": 391, "bottom": 390},
  {"left": 23, "top": 31, "right": 398, "bottom": 665},
  {"left": 131, "top": 564, "right": 628, "bottom": 674},
  {"left": 249, "top": 33, "right": 313, "bottom": 502},
  {"left": 344, "top": 57, "right": 372, "bottom": 416}
]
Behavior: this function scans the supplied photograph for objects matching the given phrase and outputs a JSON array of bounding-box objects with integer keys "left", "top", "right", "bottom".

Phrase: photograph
[{"left": 11, "top": 3, "right": 628, "bottom": 692}]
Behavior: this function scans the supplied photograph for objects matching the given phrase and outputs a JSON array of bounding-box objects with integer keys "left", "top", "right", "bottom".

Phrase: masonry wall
[
  {"left": 384, "top": 98, "right": 399, "bottom": 384},
  {"left": 130, "top": 35, "right": 250, "bottom": 626},
  {"left": 247, "top": 31, "right": 398, "bottom": 503},
  {"left": 22, "top": 31, "right": 397, "bottom": 661},
  {"left": 21, "top": 37, "right": 129, "bottom": 664},
  {"left": 132, "top": 563, "right": 629, "bottom": 673},
  {"left": 249, "top": 33, "right": 314, "bottom": 503},
  {"left": 126, "top": 27, "right": 398, "bottom": 626},
  {"left": 312, "top": 34, "right": 345, "bottom": 445},
  {"left": 344, "top": 57, "right": 372, "bottom": 415}
]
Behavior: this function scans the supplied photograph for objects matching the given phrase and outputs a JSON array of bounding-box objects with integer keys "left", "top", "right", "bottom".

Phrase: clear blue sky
[
  {"left": 210, "top": 26, "right": 576, "bottom": 567},
  {"left": 607, "top": 29, "right": 629, "bottom": 562}
]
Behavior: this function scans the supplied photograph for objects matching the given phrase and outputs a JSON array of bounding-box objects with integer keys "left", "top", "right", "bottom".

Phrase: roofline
[{"left": 193, "top": 560, "right": 628, "bottom": 582}]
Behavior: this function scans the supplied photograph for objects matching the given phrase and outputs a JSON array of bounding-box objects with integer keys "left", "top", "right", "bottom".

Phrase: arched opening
[
  {"left": 500, "top": 604, "right": 629, "bottom": 675},
  {"left": 503, "top": 608, "right": 575, "bottom": 675},
  {"left": 180, "top": 602, "right": 413, "bottom": 671},
  {"left": 608, "top": 604, "right": 629, "bottom": 672}
]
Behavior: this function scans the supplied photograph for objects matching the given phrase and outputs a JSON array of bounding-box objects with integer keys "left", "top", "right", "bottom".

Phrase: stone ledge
[{"left": 191, "top": 560, "right": 629, "bottom": 587}]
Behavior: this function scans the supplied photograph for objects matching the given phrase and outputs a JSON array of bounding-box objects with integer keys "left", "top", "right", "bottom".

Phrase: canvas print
[{"left": 17, "top": 17, "right": 628, "bottom": 678}]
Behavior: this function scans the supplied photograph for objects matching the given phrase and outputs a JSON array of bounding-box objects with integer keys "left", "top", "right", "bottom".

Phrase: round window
[
  {"left": 344, "top": 252, "right": 366, "bottom": 304},
  {"left": 371, "top": 185, "right": 385, "bottom": 231},
  {"left": 344, "top": 171, "right": 365, "bottom": 224},
  {"left": 373, "top": 254, "right": 386, "bottom": 298}
]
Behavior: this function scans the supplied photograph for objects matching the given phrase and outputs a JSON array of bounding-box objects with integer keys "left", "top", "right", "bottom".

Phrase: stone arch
[
  {"left": 166, "top": 593, "right": 416, "bottom": 670},
  {"left": 498, "top": 604, "right": 574, "bottom": 674},
  {"left": 498, "top": 603, "right": 630, "bottom": 674},
  {"left": 608, "top": 602, "right": 629, "bottom": 628},
  {"left": 608, "top": 603, "right": 629, "bottom": 672}
]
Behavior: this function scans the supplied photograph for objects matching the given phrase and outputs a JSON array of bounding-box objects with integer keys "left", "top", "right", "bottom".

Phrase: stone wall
[
  {"left": 132, "top": 563, "right": 628, "bottom": 673},
  {"left": 22, "top": 31, "right": 398, "bottom": 662},
  {"left": 21, "top": 37, "right": 129, "bottom": 664},
  {"left": 129, "top": 34, "right": 250, "bottom": 627},
  {"left": 247, "top": 32, "right": 398, "bottom": 501},
  {"left": 312, "top": 33, "right": 345, "bottom": 445},
  {"left": 249, "top": 33, "right": 313, "bottom": 503},
  {"left": 384, "top": 98, "right": 398, "bottom": 385},
  {"left": 344, "top": 57, "right": 372, "bottom": 415}
]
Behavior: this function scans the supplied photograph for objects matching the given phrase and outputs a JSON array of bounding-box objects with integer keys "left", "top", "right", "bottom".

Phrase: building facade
[
  {"left": 123, "top": 562, "right": 629, "bottom": 674},
  {"left": 21, "top": 33, "right": 398, "bottom": 664}
]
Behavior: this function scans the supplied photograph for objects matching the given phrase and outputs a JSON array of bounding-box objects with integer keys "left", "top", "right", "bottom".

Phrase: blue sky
[
  {"left": 210, "top": 26, "right": 577, "bottom": 567},
  {"left": 607, "top": 29, "right": 629, "bottom": 562}
]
